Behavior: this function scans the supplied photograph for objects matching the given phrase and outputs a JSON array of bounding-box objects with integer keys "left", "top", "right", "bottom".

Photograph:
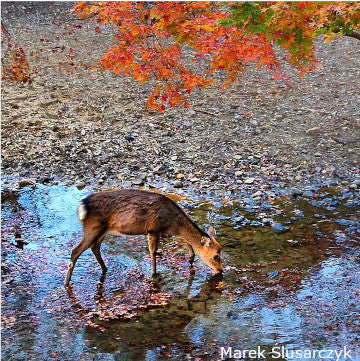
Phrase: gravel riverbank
[{"left": 2, "top": 2, "right": 360, "bottom": 198}]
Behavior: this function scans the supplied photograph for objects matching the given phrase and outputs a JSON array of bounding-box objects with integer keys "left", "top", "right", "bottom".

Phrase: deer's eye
[{"left": 213, "top": 254, "right": 220, "bottom": 261}]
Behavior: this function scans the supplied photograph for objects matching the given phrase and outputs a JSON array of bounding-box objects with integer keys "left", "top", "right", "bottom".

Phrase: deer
[{"left": 64, "top": 188, "right": 223, "bottom": 286}]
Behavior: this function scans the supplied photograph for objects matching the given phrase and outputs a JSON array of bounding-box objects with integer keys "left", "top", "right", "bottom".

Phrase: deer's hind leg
[
  {"left": 64, "top": 223, "right": 106, "bottom": 287},
  {"left": 147, "top": 233, "right": 159, "bottom": 277},
  {"left": 91, "top": 235, "right": 107, "bottom": 273}
]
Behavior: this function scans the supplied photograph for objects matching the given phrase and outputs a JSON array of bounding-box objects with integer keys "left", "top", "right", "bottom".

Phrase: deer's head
[{"left": 198, "top": 226, "right": 223, "bottom": 275}]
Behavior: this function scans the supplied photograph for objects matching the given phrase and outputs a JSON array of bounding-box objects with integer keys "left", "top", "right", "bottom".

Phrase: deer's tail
[{"left": 77, "top": 195, "right": 92, "bottom": 224}]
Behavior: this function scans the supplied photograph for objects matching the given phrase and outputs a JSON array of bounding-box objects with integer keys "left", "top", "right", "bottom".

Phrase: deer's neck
[{"left": 178, "top": 218, "right": 204, "bottom": 249}]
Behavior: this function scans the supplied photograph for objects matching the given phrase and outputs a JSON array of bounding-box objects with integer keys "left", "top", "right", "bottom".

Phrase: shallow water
[{"left": 1, "top": 182, "right": 359, "bottom": 361}]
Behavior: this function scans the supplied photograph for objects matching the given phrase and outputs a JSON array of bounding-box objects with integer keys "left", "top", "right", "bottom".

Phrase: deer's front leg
[{"left": 147, "top": 233, "right": 159, "bottom": 276}]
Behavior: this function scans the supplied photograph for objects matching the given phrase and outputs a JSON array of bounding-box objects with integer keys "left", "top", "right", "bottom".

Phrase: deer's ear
[
  {"left": 201, "top": 236, "right": 211, "bottom": 247},
  {"left": 207, "top": 226, "right": 216, "bottom": 238}
]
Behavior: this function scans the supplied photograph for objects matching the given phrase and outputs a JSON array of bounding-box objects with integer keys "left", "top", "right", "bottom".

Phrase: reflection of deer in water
[{"left": 66, "top": 272, "right": 223, "bottom": 360}]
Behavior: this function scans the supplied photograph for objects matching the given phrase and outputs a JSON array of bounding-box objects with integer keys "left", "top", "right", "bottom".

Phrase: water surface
[{"left": 1, "top": 182, "right": 359, "bottom": 360}]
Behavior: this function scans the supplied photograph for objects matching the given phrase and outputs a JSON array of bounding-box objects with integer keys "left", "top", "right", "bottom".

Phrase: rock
[
  {"left": 272, "top": 223, "right": 283, "bottom": 231},
  {"left": 153, "top": 165, "right": 166, "bottom": 175},
  {"left": 98, "top": 178, "right": 104, "bottom": 184},
  {"left": 234, "top": 216, "right": 245, "bottom": 224},
  {"left": 262, "top": 218, "right": 272, "bottom": 225},
  {"left": 18, "top": 179, "right": 36, "bottom": 188},
  {"left": 344, "top": 201, "right": 357, "bottom": 209},
  {"left": 249, "top": 157, "right": 260, "bottom": 165},
  {"left": 76, "top": 181, "right": 86, "bottom": 190},
  {"left": 332, "top": 136, "right": 348, "bottom": 145},
  {"left": 305, "top": 127, "right": 320, "bottom": 136},
  {"left": 252, "top": 190, "right": 262, "bottom": 198},
  {"left": 173, "top": 180, "right": 183, "bottom": 188},
  {"left": 314, "top": 152, "right": 322, "bottom": 157},
  {"left": 139, "top": 173, "right": 148, "bottom": 180},
  {"left": 235, "top": 171, "right": 243, "bottom": 177},
  {"left": 244, "top": 177, "right": 255, "bottom": 184},
  {"left": 124, "top": 135, "right": 135, "bottom": 142},
  {"left": 251, "top": 220, "right": 262, "bottom": 226},
  {"left": 291, "top": 188, "right": 303, "bottom": 197},
  {"left": 176, "top": 173, "right": 185, "bottom": 179},
  {"left": 209, "top": 173, "right": 218, "bottom": 181},
  {"left": 132, "top": 178, "right": 144, "bottom": 186},
  {"left": 190, "top": 177, "right": 200, "bottom": 183},
  {"left": 287, "top": 239, "right": 299, "bottom": 246}
]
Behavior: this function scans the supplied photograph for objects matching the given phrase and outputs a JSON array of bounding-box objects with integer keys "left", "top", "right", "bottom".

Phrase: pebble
[
  {"left": 234, "top": 216, "right": 245, "bottom": 224},
  {"left": 252, "top": 190, "right": 262, "bottom": 198},
  {"left": 262, "top": 218, "right": 272, "bottom": 225},
  {"left": 305, "top": 126, "right": 320, "bottom": 135},
  {"left": 251, "top": 220, "right": 262, "bottom": 226},
  {"left": 132, "top": 178, "right": 144, "bottom": 186},
  {"left": 18, "top": 179, "right": 36, "bottom": 188},
  {"left": 235, "top": 171, "right": 243, "bottom": 177},
  {"left": 76, "top": 181, "right": 86, "bottom": 190},
  {"left": 190, "top": 177, "right": 200, "bottom": 183},
  {"left": 244, "top": 177, "right": 255, "bottom": 184},
  {"left": 176, "top": 173, "right": 185, "bottom": 179},
  {"left": 291, "top": 188, "right": 303, "bottom": 197},
  {"left": 287, "top": 239, "right": 299, "bottom": 246},
  {"left": 210, "top": 173, "right": 218, "bottom": 181},
  {"left": 153, "top": 166, "right": 166, "bottom": 175},
  {"left": 173, "top": 180, "right": 183, "bottom": 188},
  {"left": 272, "top": 223, "right": 283, "bottom": 231}
]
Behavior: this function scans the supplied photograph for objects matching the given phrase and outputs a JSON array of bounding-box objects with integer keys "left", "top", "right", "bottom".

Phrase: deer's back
[{"left": 81, "top": 189, "right": 184, "bottom": 235}]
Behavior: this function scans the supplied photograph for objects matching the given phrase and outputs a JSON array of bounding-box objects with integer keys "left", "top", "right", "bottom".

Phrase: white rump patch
[{"left": 77, "top": 202, "right": 87, "bottom": 223}]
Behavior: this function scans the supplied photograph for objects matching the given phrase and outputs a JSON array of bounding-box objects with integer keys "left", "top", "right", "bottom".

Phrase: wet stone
[
  {"left": 244, "top": 177, "right": 255, "bottom": 184},
  {"left": 76, "top": 181, "right": 86, "bottom": 189},
  {"left": 190, "top": 178, "right": 200, "bottom": 183},
  {"left": 132, "top": 179, "right": 144, "bottom": 186},
  {"left": 173, "top": 181, "right": 183, "bottom": 188},
  {"left": 291, "top": 188, "right": 303, "bottom": 197},
  {"left": 18, "top": 179, "right": 36, "bottom": 188},
  {"left": 252, "top": 190, "right": 262, "bottom": 198}
]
